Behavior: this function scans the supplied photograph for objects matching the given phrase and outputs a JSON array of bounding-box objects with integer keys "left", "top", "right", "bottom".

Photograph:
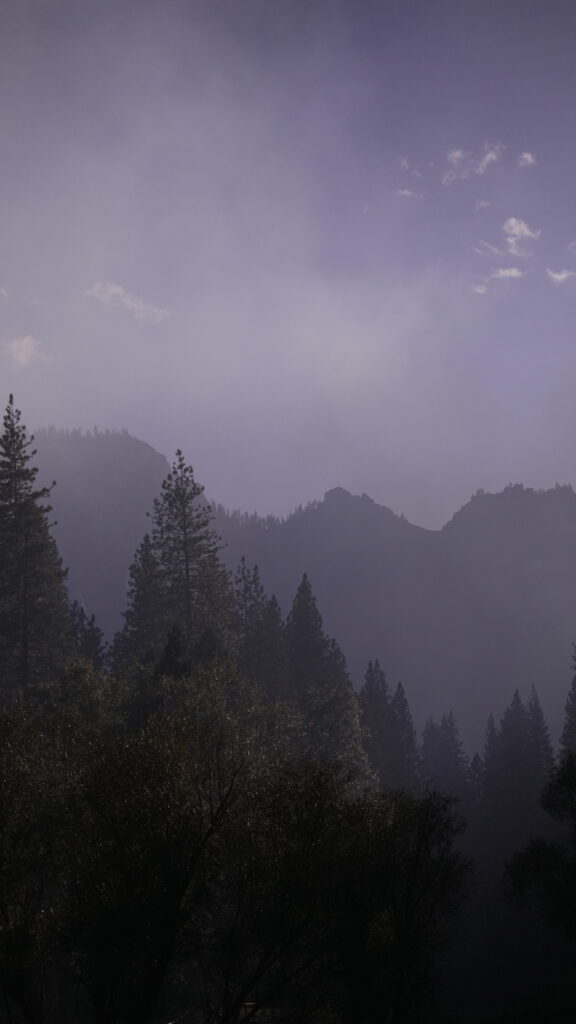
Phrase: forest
[{"left": 2, "top": 394, "right": 576, "bottom": 1024}]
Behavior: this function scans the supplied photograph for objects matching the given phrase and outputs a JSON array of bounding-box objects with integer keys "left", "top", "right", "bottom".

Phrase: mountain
[{"left": 35, "top": 429, "right": 576, "bottom": 749}]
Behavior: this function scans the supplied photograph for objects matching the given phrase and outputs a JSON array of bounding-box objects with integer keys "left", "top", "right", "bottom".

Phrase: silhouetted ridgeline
[{"left": 37, "top": 429, "right": 576, "bottom": 748}]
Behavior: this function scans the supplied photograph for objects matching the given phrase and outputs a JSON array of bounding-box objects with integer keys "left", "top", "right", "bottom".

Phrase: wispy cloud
[
  {"left": 502, "top": 217, "right": 541, "bottom": 257},
  {"left": 442, "top": 140, "right": 504, "bottom": 186},
  {"left": 568, "top": 240, "right": 576, "bottom": 255},
  {"left": 86, "top": 281, "right": 170, "bottom": 324},
  {"left": 472, "top": 283, "right": 488, "bottom": 294},
  {"left": 442, "top": 149, "right": 470, "bottom": 186},
  {"left": 476, "top": 140, "right": 504, "bottom": 175},
  {"left": 0, "top": 287, "right": 8, "bottom": 301},
  {"left": 546, "top": 268, "right": 576, "bottom": 285},
  {"left": 2, "top": 335, "right": 47, "bottom": 366},
  {"left": 517, "top": 151, "right": 536, "bottom": 168},
  {"left": 475, "top": 200, "right": 491, "bottom": 212},
  {"left": 396, "top": 188, "right": 423, "bottom": 199},
  {"left": 491, "top": 267, "right": 524, "bottom": 280},
  {"left": 398, "top": 157, "right": 422, "bottom": 178},
  {"left": 473, "top": 240, "right": 503, "bottom": 256}
]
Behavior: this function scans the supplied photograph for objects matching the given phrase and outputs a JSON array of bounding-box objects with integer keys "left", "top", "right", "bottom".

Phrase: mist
[{"left": 2, "top": 0, "right": 576, "bottom": 525}]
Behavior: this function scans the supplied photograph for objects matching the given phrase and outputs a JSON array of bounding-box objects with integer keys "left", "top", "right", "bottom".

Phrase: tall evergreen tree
[
  {"left": 389, "top": 681, "right": 420, "bottom": 791},
  {"left": 285, "top": 573, "right": 331, "bottom": 694},
  {"left": 116, "top": 453, "right": 234, "bottom": 666},
  {"left": 111, "top": 533, "right": 165, "bottom": 668},
  {"left": 360, "top": 668, "right": 420, "bottom": 791},
  {"left": 421, "top": 712, "right": 469, "bottom": 802},
  {"left": 151, "top": 451, "right": 233, "bottom": 654},
  {"left": 70, "top": 601, "right": 106, "bottom": 670},
  {"left": 0, "top": 396, "right": 70, "bottom": 687},
  {"left": 359, "top": 660, "right": 396, "bottom": 785},
  {"left": 482, "top": 690, "right": 554, "bottom": 852},
  {"left": 560, "top": 646, "right": 576, "bottom": 756}
]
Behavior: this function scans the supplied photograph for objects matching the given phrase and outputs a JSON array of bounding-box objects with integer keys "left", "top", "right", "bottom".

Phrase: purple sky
[{"left": 2, "top": 0, "right": 576, "bottom": 526}]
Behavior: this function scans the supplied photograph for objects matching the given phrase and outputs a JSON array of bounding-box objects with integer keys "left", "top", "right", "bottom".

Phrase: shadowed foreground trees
[
  {"left": 0, "top": 663, "right": 471, "bottom": 1024},
  {"left": 0, "top": 396, "right": 70, "bottom": 688}
]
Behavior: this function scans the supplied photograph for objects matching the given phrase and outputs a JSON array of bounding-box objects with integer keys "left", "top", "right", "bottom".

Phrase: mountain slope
[{"left": 36, "top": 430, "right": 576, "bottom": 749}]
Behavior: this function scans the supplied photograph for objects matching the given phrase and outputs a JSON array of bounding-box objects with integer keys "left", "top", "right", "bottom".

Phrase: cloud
[
  {"left": 86, "top": 281, "right": 170, "bottom": 324},
  {"left": 442, "top": 149, "right": 470, "bottom": 186},
  {"left": 502, "top": 216, "right": 541, "bottom": 257},
  {"left": 398, "top": 157, "right": 422, "bottom": 178},
  {"left": 546, "top": 268, "right": 576, "bottom": 285},
  {"left": 568, "top": 241, "right": 576, "bottom": 255},
  {"left": 3, "top": 335, "right": 47, "bottom": 366},
  {"left": 491, "top": 267, "right": 524, "bottom": 279},
  {"left": 442, "top": 140, "right": 504, "bottom": 186},
  {"left": 475, "top": 200, "right": 491, "bottom": 212},
  {"left": 517, "top": 151, "right": 536, "bottom": 167},
  {"left": 473, "top": 240, "right": 503, "bottom": 256},
  {"left": 0, "top": 287, "right": 8, "bottom": 301},
  {"left": 396, "top": 188, "right": 423, "bottom": 199},
  {"left": 476, "top": 140, "right": 504, "bottom": 175},
  {"left": 472, "top": 284, "right": 488, "bottom": 294}
]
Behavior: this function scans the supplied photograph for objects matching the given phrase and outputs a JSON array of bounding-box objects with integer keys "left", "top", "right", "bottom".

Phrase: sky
[{"left": 2, "top": 0, "right": 576, "bottom": 526}]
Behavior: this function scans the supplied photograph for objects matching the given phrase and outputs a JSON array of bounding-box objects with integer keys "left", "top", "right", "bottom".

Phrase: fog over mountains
[{"left": 36, "top": 428, "right": 576, "bottom": 750}]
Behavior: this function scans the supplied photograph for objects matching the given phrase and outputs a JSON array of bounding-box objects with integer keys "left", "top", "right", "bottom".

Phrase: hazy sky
[{"left": 2, "top": 0, "right": 576, "bottom": 525}]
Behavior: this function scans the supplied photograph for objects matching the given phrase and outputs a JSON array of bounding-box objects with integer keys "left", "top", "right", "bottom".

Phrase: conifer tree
[
  {"left": 482, "top": 690, "right": 553, "bottom": 851},
  {"left": 151, "top": 451, "right": 233, "bottom": 654},
  {"left": 234, "top": 559, "right": 289, "bottom": 697},
  {"left": 116, "top": 453, "right": 234, "bottom": 667},
  {"left": 359, "top": 660, "right": 395, "bottom": 784},
  {"left": 70, "top": 601, "right": 106, "bottom": 670},
  {"left": 527, "top": 686, "right": 555, "bottom": 786},
  {"left": 285, "top": 573, "right": 330, "bottom": 694},
  {"left": 0, "top": 396, "right": 70, "bottom": 687},
  {"left": 560, "top": 646, "right": 576, "bottom": 756},
  {"left": 389, "top": 682, "right": 420, "bottom": 790},
  {"left": 421, "top": 712, "right": 469, "bottom": 802},
  {"left": 112, "top": 533, "right": 165, "bottom": 667}
]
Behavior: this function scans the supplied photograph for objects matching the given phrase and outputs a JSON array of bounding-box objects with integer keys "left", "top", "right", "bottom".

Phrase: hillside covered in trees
[
  {"left": 3, "top": 399, "right": 576, "bottom": 1021},
  {"left": 36, "top": 426, "right": 576, "bottom": 748}
]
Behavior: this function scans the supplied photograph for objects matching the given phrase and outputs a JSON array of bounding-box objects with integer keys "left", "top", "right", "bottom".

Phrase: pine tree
[
  {"left": 389, "top": 682, "right": 420, "bottom": 790},
  {"left": 421, "top": 712, "right": 469, "bottom": 801},
  {"left": 112, "top": 533, "right": 165, "bottom": 668},
  {"left": 527, "top": 686, "right": 555, "bottom": 787},
  {"left": 560, "top": 646, "right": 576, "bottom": 756},
  {"left": 116, "top": 454, "right": 234, "bottom": 668},
  {"left": 482, "top": 690, "right": 553, "bottom": 851},
  {"left": 150, "top": 451, "right": 233, "bottom": 654},
  {"left": 0, "top": 396, "right": 70, "bottom": 687},
  {"left": 233, "top": 559, "right": 289, "bottom": 697},
  {"left": 70, "top": 600, "right": 106, "bottom": 670},
  {"left": 359, "top": 660, "right": 395, "bottom": 784}
]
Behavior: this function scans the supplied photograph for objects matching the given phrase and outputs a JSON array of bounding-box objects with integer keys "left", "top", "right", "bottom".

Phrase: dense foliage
[{"left": 3, "top": 398, "right": 576, "bottom": 1020}]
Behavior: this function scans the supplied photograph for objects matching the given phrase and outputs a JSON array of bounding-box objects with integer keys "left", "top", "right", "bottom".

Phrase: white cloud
[
  {"left": 502, "top": 217, "right": 541, "bottom": 257},
  {"left": 476, "top": 140, "right": 505, "bottom": 175},
  {"left": 546, "top": 268, "right": 576, "bottom": 285},
  {"left": 491, "top": 267, "right": 524, "bottom": 279},
  {"left": 442, "top": 140, "right": 504, "bottom": 186},
  {"left": 475, "top": 200, "right": 491, "bottom": 212},
  {"left": 86, "top": 280, "right": 170, "bottom": 324},
  {"left": 517, "top": 151, "right": 536, "bottom": 168},
  {"left": 0, "top": 287, "right": 8, "bottom": 301},
  {"left": 396, "top": 188, "right": 423, "bottom": 199},
  {"left": 3, "top": 335, "right": 47, "bottom": 366},
  {"left": 398, "top": 157, "right": 422, "bottom": 178},
  {"left": 472, "top": 284, "right": 488, "bottom": 294},
  {"left": 473, "top": 240, "right": 503, "bottom": 256}
]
